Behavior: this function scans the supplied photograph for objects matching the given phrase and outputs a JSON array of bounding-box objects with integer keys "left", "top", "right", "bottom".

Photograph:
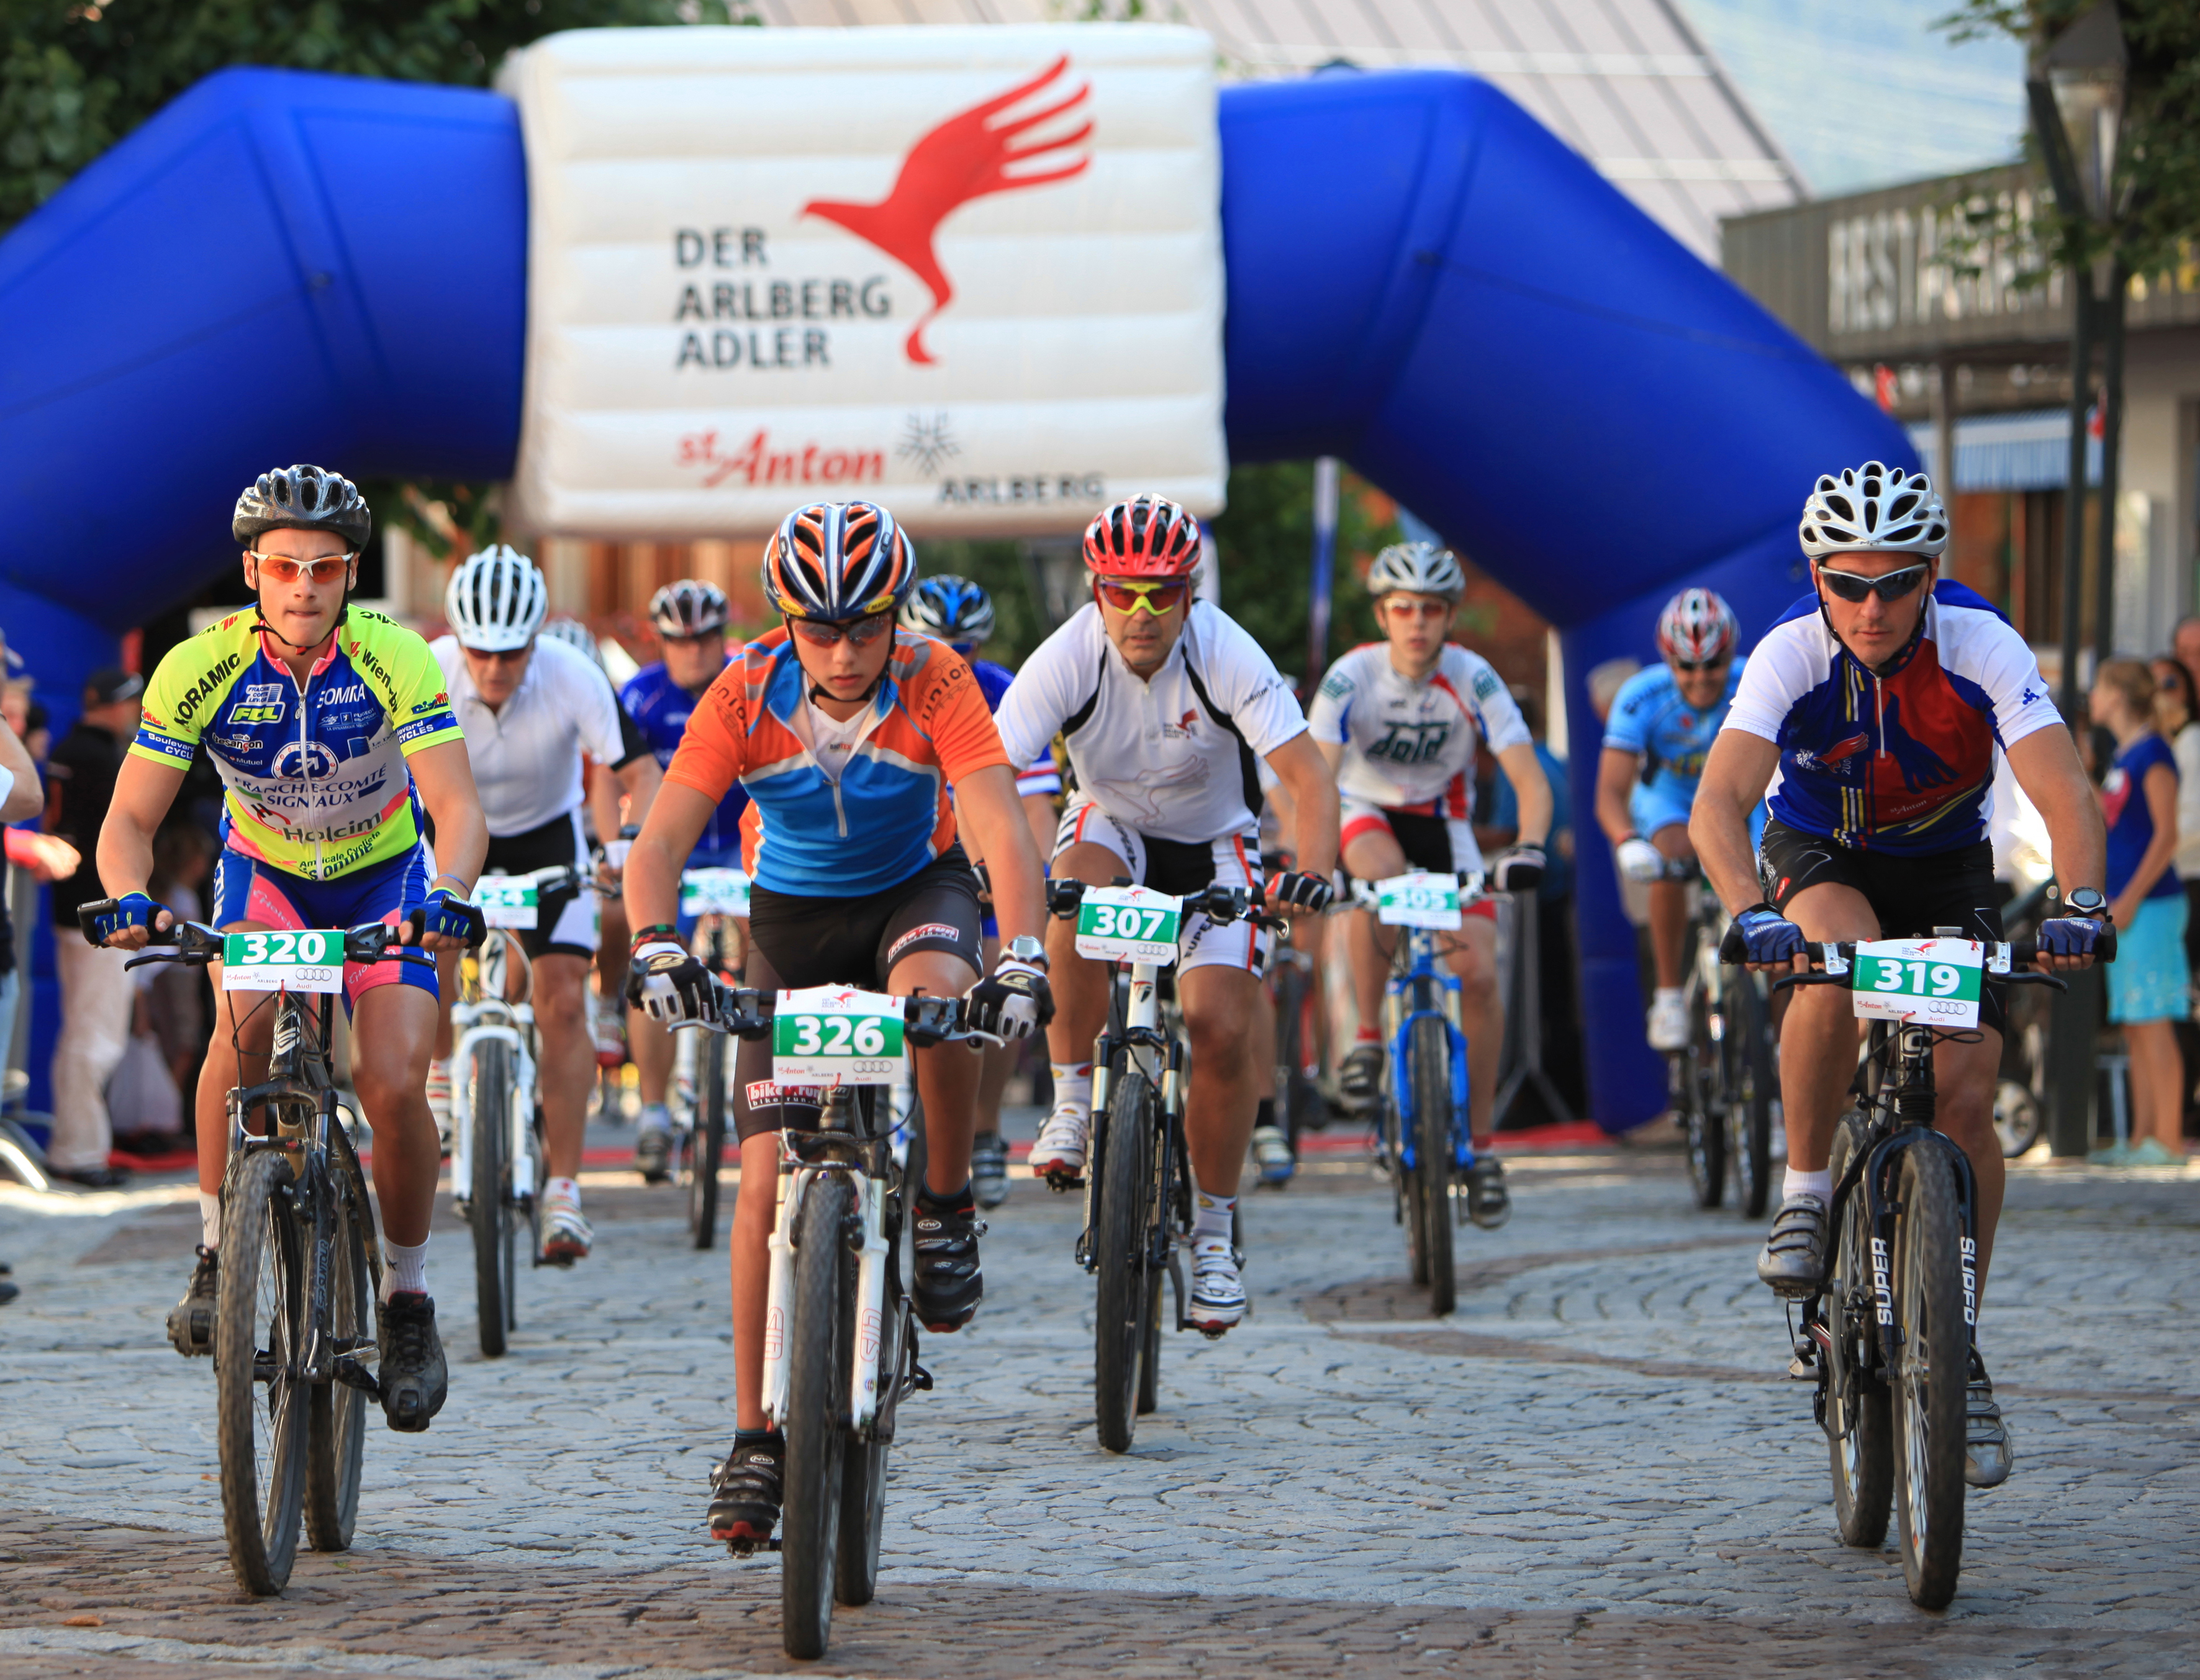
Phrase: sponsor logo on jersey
[
  {"left": 229, "top": 705, "right": 284, "bottom": 724},
  {"left": 242, "top": 684, "right": 284, "bottom": 707},
  {"left": 172, "top": 653, "right": 243, "bottom": 723},
  {"left": 1792, "top": 732, "right": 1870, "bottom": 774},
  {"left": 1160, "top": 709, "right": 1198, "bottom": 739},
  {"left": 1471, "top": 667, "right": 1503, "bottom": 702},
  {"left": 887, "top": 921, "right": 961, "bottom": 960},
  {"left": 319, "top": 683, "right": 368, "bottom": 706},
  {"left": 269, "top": 739, "right": 342, "bottom": 782},
  {"left": 208, "top": 732, "right": 262, "bottom": 755},
  {"left": 1317, "top": 671, "right": 1352, "bottom": 701},
  {"left": 410, "top": 695, "right": 449, "bottom": 715},
  {"left": 1368, "top": 720, "right": 1452, "bottom": 765}
]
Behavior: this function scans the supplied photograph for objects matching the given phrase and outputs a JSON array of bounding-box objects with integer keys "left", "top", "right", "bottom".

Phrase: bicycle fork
[
  {"left": 448, "top": 1007, "right": 539, "bottom": 1212},
  {"left": 761, "top": 1150, "right": 892, "bottom": 1435}
]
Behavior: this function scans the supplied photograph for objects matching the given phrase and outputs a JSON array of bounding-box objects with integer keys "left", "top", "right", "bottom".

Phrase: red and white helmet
[
  {"left": 1082, "top": 494, "right": 1202, "bottom": 579},
  {"left": 1656, "top": 589, "right": 1739, "bottom": 667}
]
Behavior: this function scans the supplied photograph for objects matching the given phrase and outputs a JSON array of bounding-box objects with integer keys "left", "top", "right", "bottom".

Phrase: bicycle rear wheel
[
  {"left": 1824, "top": 1113, "right": 1893, "bottom": 1548},
  {"left": 1891, "top": 1142, "right": 1968, "bottom": 1609},
  {"left": 1094, "top": 1057, "right": 1156, "bottom": 1453},
  {"left": 1682, "top": 987, "right": 1726, "bottom": 1209},
  {"left": 304, "top": 1162, "right": 369, "bottom": 1552},
  {"left": 781, "top": 1171, "right": 853, "bottom": 1659},
  {"left": 688, "top": 1032, "right": 727, "bottom": 1249},
  {"left": 469, "top": 1038, "right": 514, "bottom": 1357},
  {"left": 1726, "top": 977, "right": 1775, "bottom": 1220},
  {"left": 1406, "top": 1014, "right": 1455, "bottom": 1316},
  {"left": 216, "top": 1150, "right": 309, "bottom": 1595}
]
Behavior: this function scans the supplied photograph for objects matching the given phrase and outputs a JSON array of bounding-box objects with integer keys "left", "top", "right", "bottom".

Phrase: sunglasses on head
[
  {"left": 786, "top": 612, "right": 894, "bottom": 648},
  {"left": 248, "top": 551, "right": 355, "bottom": 585},
  {"left": 1093, "top": 577, "right": 1190, "bottom": 616},
  {"left": 1817, "top": 562, "right": 1929, "bottom": 605}
]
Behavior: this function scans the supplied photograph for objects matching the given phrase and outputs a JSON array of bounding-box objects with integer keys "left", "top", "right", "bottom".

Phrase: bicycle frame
[
  {"left": 1382, "top": 925, "right": 1473, "bottom": 1181},
  {"left": 448, "top": 933, "right": 541, "bottom": 1219},
  {"left": 1080, "top": 957, "right": 1189, "bottom": 1311}
]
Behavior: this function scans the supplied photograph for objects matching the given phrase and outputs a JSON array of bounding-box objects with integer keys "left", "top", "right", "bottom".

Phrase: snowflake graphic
[{"left": 897, "top": 412, "right": 960, "bottom": 477}]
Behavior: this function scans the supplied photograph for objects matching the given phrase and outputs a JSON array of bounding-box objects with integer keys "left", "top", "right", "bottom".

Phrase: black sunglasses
[
  {"left": 1673, "top": 657, "right": 1730, "bottom": 675},
  {"left": 1817, "top": 562, "right": 1929, "bottom": 605}
]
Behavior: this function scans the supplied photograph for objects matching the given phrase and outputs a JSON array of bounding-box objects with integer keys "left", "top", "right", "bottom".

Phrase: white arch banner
[{"left": 501, "top": 23, "right": 1225, "bottom": 539}]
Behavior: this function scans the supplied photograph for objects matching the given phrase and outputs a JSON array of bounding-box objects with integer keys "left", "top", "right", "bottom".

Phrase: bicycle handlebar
[
  {"left": 79, "top": 908, "right": 442, "bottom": 972},
  {"left": 692, "top": 985, "right": 1000, "bottom": 1050},
  {"left": 1760, "top": 936, "right": 2101, "bottom": 996},
  {"left": 1044, "top": 876, "right": 1290, "bottom": 933},
  {"left": 1343, "top": 870, "right": 1490, "bottom": 911}
]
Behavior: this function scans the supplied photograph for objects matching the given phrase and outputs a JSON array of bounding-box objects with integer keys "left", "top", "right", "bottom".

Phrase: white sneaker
[
  {"left": 1027, "top": 1102, "right": 1091, "bottom": 1188},
  {"left": 541, "top": 1185, "right": 594, "bottom": 1264},
  {"left": 1187, "top": 1237, "right": 1246, "bottom": 1334},
  {"left": 1647, "top": 989, "right": 1690, "bottom": 1052},
  {"left": 425, "top": 1059, "right": 453, "bottom": 1155}
]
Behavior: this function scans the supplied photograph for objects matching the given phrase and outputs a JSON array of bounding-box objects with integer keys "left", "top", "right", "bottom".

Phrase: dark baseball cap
[{"left": 85, "top": 667, "right": 145, "bottom": 706}]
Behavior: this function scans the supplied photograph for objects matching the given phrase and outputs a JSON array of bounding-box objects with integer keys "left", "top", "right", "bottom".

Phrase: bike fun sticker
[
  {"left": 1850, "top": 937, "right": 1983, "bottom": 1030},
  {"left": 772, "top": 985, "right": 906, "bottom": 1085}
]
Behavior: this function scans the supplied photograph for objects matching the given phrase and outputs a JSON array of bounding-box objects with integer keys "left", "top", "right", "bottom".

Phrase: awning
[{"left": 1906, "top": 409, "right": 2101, "bottom": 492}]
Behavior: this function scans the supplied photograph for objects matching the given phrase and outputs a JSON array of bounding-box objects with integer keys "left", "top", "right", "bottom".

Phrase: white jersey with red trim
[
  {"left": 994, "top": 602, "right": 1307, "bottom": 845},
  {"left": 1308, "top": 642, "right": 1531, "bottom": 818}
]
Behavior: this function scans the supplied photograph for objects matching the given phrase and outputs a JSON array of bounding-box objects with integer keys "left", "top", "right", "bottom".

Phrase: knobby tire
[
  {"left": 304, "top": 1165, "right": 369, "bottom": 1552},
  {"left": 689, "top": 1031, "right": 727, "bottom": 1250},
  {"left": 837, "top": 1106, "right": 902, "bottom": 1606},
  {"left": 216, "top": 1149, "right": 308, "bottom": 1595},
  {"left": 1726, "top": 976, "right": 1775, "bottom": 1220},
  {"left": 1892, "top": 1143, "right": 1968, "bottom": 1609},
  {"left": 470, "top": 1037, "right": 514, "bottom": 1357},
  {"left": 1684, "top": 985, "right": 1726, "bottom": 1209},
  {"left": 1095, "top": 1058, "right": 1155, "bottom": 1453},
  {"left": 1410, "top": 1014, "right": 1455, "bottom": 1316},
  {"left": 781, "top": 1172, "right": 853, "bottom": 1658},
  {"left": 1824, "top": 1114, "right": 1894, "bottom": 1548}
]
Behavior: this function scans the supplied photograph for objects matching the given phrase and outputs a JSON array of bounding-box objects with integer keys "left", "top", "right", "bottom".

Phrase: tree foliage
[
  {"left": 1937, "top": 0, "right": 2200, "bottom": 278},
  {"left": 0, "top": 0, "right": 751, "bottom": 236}
]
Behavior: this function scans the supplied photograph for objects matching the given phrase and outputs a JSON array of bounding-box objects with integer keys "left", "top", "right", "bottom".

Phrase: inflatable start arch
[{"left": 0, "top": 58, "right": 1913, "bottom": 1127}]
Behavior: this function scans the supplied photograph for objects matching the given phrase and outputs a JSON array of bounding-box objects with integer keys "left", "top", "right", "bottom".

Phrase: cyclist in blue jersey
[
  {"left": 899, "top": 575, "right": 1062, "bottom": 1208},
  {"left": 1595, "top": 589, "right": 1745, "bottom": 1050},
  {"left": 620, "top": 580, "right": 749, "bottom": 1178},
  {"left": 1693, "top": 462, "right": 2106, "bottom": 1489}
]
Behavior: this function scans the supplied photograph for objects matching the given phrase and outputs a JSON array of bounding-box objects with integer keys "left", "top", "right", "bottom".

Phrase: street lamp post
[{"left": 2028, "top": 0, "right": 2129, "bottom": 1162}]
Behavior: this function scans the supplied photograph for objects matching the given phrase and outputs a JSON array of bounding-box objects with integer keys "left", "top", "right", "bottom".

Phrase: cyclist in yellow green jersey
[{"left": 91, "top": 466, "right": 489, "bottom": 1433}]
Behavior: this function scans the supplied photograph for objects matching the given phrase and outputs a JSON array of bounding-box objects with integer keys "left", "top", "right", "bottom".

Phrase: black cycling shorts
[
  {"left": 1757, "top": 818, "right": 2008, "bottom": 1035},
  {"left": 1376, "top": 810, "right": 1456, "bottom": 875},
  {"left": 481, "top": 810, "right": 595, "bottom": 962},
  {"left": 733, "top": 849, "right": 984, "bottom": 1143}
]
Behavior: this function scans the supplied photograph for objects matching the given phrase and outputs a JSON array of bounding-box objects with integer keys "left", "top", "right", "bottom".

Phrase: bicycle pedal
[
  {"left": 910, "top": 1363, "right": 934, "bottom": 1392},
  {"left": 1042, "top": 1170, "right": 1084, "bottom": 1193},
  {"left": 332, "top": 1355, "right": 383, "bottom": 1401},
  {"left": 722, "top": 1536, "right": 782, "bottom": 1557}
]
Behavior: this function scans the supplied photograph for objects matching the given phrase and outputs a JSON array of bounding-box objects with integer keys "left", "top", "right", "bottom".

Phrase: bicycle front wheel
[
  {"left": 1094, "top": 1057, "right": 1156, "bottom": 1453},
  {"left": 1725, "top": 977, "right": 1775, "bottom": 1221},
  {"left": 688, "top": 1032, "right": 727, "bottom": 1250},
  {"left": 216, "top": 1150, "right": 309, "bottom": 1595},
  {"left": 1891, "top": 1142, "right": 1968, "bottom": 1609},
  {"left": 1823, "top": 1113, "right": 1892, "bottom": 1547},
  {"left": 1406, "top": 1014, "right": 1455, "bottom": 1315},
  {"left": 304, "top": 1162, "right": 369, "bottom": 1552},
  {"left": 469, "top": 1038, "right": 515, "bottom": 1358},
  {"left": 781, "top": 1171, "right": 854, "bottom": 1659}
]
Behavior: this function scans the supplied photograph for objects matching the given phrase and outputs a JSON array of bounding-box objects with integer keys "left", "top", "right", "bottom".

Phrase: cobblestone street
[{"left": 2, "top": 1127, "right": 2195, "bottom": 1678}]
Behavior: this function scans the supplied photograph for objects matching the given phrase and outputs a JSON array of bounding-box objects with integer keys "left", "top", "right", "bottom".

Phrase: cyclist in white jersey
[
  {"left": 428, "top": 548, "right": 662, "bottom": 1262},
  {"left": 995, "top": 495, "right": 1340, "bottom": 1332},
  {"left": 1307, "top": 542, "right": 1550, "bottom": 1226}
]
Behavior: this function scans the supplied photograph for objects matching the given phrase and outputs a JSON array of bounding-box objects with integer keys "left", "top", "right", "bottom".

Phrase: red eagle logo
[{"left": 802, "top": 56, "right": 1092, "bottom": 366}]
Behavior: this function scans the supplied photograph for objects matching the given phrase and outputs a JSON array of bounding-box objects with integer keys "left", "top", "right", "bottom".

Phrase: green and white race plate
[
  {"left": 222, "top": 929, "right": 346, "bottom": 993},
  {"left": 772, "top": 985, "right": 906, "bottom": 1085},
  {"left": 1851, "top": 937, "right": 1983, "bottom": 1030},
  {"left": 474, "top": 875, "right": 540, "bottom": 930},
  {"left": 1373, "top": 870, "right": 1462, "bottom": 931},
  {"left": 681, "top": 867, "right": 751, "bottom": 918},
  {"left": 1074, "top": 885, "right": 1184, "bottom": 965}
]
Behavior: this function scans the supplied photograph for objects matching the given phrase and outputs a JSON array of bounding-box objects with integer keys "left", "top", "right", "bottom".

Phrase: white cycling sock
[
  {"left": 199, "top": 1191, "right": 220, "bottom": 1251},
  {"left": 382, "top": 1237, "right": 428, "bottom": 1301},
  {"left": 1049, "top": 1063, "right": 1092, "bottom": 1119},
  {"left": 1783, "top": 1167, "right": 1833, "bottom": 1204},
  {"left": 637, "top": 1103, "right": 672, "bottom": 1132},
  {"left": 546, "top": 1175, "right": 581, "bottom": 1205},
  {"left": 1192, "top": 1185, "right": 1236, "bottom": 1248},
  {"left": 1653, "top": 985, "right": 1683, "bottom": 1006}
]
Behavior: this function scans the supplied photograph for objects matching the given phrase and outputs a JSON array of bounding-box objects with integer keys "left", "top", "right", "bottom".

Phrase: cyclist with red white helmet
[
  {"left": 1594, "top": 587, "right": 1746, "bottom": 1052},
  {"left": 995, "top": 494, "right": 1341, "bottom": 1335},
  {"left": 620, "top": 500, "right": 1053, "bottom": 1550}
]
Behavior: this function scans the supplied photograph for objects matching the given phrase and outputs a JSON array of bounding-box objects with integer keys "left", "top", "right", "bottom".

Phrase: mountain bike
[
  {"left": 672, "top": 865, "right": 748, "bottom": 1250},
  {"left": 1346, "top": 870, "right": 1489, "bottom": 1317},
  {"left": 1762, "top": 928, "right": 2105, "bottom": 1610},
  {"left": 1046, "top": 877, "right": 1277, "bottom": 1452},
  {"left": 81, "top": 905, "right": 476, "bottom": 1595},
  {"left": 693, "top": 983, "right": 980, "bottom": 1659},
  {"left": 1666, "top": 858, "right": 1778, "bottom": 1217}
]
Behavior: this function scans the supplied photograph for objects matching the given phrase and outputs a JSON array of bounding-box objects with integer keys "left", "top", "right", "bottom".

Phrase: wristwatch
[
  {"left": 2063, "top": 887, "right": 2109, "bottom": 919},
  {"left": 1005, "top": 934, "right": 1049, "bottom": 969}
]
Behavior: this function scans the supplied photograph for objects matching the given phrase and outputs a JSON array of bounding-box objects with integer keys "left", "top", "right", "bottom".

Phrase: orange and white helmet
[
  {"left": 761, "top": 501, "right": 915, "bottom": 623},
  {"left": 1655, "top": 589, "right": 1739, "bottom": 667},
  {"left": 1082, "top": 494, "right": 1202, "bottom": 579}
]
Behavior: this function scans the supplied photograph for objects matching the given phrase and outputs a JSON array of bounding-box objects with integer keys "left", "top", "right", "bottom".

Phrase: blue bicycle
[{"left": 1349, "top": 870, "right": 1488, "bottom": 1316}]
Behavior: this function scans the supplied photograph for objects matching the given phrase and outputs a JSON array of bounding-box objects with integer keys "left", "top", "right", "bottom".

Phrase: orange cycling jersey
[{"left": 665, "top": 626, "right": 1007, "bottom": 897}]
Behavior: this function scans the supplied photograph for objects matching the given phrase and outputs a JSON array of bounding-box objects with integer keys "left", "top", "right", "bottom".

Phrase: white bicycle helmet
[
  {"left": 538, "top": 616, "right": 604, "bottom": 669},
  {"left": 1365, "top": 540, "right": 1465, "bottom": 603},
  {"left": 1655, "top": 589, "right": 1739, "bottom": 666},
  {"left": 649, "top": 579, "right": 730, "bottom": 639},
  {"left": 446, "top": 546, "right": 548, "bottom": 653},
  {"left": 1799, "top": 461, "right": 1949, "bottom": 560}
]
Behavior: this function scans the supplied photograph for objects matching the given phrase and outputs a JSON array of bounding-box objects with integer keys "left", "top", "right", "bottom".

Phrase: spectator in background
[
  {"left": 109, "top": 821, "right": 215, "bottom": 1155},
  {"left": 2090, "top": 659, "right": 2188, "bottom": 1166},
  {"left": 1586, "top": 657, "right": 1641, "bottom": 727},
  {"left": 2174, "top": 616, "right": 2200, "bottom": 711},
  {"left": 2151, "top": 656, "right": 2200, "bottom": 1140},
  {"left": 43, "top": 667, "right": 144, "bottom": 1186},
  {"left": 0, "top": 663, "right": 58, "bottom": 1103}
]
